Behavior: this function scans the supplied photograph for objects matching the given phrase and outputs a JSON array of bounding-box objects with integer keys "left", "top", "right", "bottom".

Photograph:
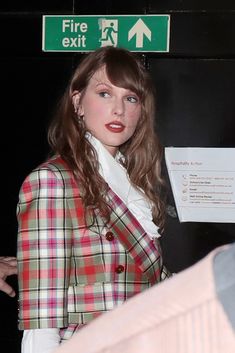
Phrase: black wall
[{"left": 1, "top": 1, "right": 235, "bottom": 352}]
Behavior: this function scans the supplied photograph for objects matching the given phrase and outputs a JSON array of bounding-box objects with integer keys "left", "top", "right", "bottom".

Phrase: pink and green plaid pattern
[{"left": 17, "top": 157, "right": 170, "bottom": 340}]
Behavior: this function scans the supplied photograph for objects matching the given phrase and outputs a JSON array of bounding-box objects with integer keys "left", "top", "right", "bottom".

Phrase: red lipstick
[{"left": 105, "top": 121, "right": 125, "bottom": 133}]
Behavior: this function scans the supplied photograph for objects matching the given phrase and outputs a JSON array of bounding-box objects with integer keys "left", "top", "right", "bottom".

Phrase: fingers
[
  {"left": 0, "top": 256, "right": 17, "bottom": 261},
  {"left": 4, "top": 265, "right": 18, "bottom": 276},
  {"left": 0, "top": 256, "right": 17, "bottom": 265},
  {"left": 2, "top": 258, "right": 17, "bottom": 267},
  {"left": 0, "top": 259, "right": 18, "bottom": 278},
  {"left": 0, "top": 257, "right": 17, "bottom": 297},
  {"left": 0, "top": 278, "right": 16, "bottom": 297}
]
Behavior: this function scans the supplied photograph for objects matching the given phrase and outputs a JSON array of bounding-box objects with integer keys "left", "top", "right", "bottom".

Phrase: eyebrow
[
  {"left": 92, "top": 77, "right": 137, "bottom": 95},
  {"left": 95, "top": 81, "right": 112, "bottom": 88}
]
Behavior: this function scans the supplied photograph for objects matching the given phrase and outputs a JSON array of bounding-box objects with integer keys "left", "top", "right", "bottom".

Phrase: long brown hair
[{"left": 48, "top": 46, "right": 166, "bottom": 230}]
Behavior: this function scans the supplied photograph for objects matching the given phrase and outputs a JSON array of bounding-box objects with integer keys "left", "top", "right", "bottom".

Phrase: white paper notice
[{"left": 165, "top": 147, "right": 235, "bottom": 223}]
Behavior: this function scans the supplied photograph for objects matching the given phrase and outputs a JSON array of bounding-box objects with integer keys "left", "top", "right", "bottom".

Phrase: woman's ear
[{"left": 72, "top": 91, "right": 84, "bottom": 116}]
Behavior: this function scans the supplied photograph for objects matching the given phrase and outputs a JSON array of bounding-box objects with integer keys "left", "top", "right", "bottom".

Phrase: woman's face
[{"left": 76, "top": 67, "right": 141, "bottom": 156}]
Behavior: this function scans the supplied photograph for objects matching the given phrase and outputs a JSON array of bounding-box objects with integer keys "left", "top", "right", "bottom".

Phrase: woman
[{"left": 17, "top": 46, "right": 171, "bottom": 353}]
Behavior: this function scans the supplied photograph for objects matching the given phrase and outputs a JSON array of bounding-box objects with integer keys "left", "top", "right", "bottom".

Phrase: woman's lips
[{"left": 105, "top": 122, "right": 125, "bottom": 133}]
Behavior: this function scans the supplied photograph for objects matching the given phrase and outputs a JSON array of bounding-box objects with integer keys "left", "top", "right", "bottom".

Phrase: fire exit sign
[{"left": 42, "top": 14, "right": 170, "bottom": 52}]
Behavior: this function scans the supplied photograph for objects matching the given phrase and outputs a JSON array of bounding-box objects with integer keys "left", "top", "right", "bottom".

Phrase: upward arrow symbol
[{"left": 128, "top": 18, "right": 151, "bottom": 48}]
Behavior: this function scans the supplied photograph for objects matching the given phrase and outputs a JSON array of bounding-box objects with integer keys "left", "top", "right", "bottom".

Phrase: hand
[{"left": 0, "top": 256, "right": 18, "bottom": 297}]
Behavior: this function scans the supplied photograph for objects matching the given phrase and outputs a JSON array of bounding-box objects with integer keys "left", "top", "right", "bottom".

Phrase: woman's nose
[{"left": 112, "top": 98, "right": 125, "bottom": 116}]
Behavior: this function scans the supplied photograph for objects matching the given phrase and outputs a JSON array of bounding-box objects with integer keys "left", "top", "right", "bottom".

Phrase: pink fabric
[{"left": 53, "top": 245, "right": 235, "bottom": 353}]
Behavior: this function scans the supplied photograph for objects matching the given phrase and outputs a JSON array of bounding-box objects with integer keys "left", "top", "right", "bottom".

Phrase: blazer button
[
  {"left": 105, "top": 231, "right": 114, "bottom": 241},
  {"left": 115, "top": 265, "right": 125, "bottom": 274}
]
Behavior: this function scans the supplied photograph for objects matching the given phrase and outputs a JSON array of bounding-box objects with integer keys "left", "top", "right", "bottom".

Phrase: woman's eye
[
  {"left": 98, "top": 91, "right": 110, "bottom": 98},
  {"left": 127, "top": 96, "right": 138, "bottom": 103}
]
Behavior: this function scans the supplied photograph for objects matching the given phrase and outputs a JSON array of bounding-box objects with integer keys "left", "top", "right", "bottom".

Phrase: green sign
[{"left": 42, "top": 15, "right": 170, "bottom": 52}]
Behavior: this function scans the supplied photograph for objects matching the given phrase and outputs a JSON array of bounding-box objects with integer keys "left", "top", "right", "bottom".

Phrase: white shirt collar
[{"left": 88, "top": 134, "right": 161, "bottom": 239}]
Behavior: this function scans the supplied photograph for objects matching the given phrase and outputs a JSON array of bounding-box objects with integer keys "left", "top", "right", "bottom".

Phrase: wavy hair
[{"left": 48, "top": 46, "right": 166, "bottom": 230}]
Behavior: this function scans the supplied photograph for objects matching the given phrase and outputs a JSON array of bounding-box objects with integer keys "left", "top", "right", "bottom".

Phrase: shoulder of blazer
[
  {"left": 35, "top": 156, "right": 80, "bottom": 195},
  {"left": 35, "top": 156, "right": 87, "bottom": 226},
  {"left": 37, "top": 156, "right": 74, "bottom": 180},
  {"left": 23, "top": 156, "right": 83, "bottom": 206}
]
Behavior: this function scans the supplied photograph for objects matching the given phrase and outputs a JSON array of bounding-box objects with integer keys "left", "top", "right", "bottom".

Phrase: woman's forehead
[
  {"left": 91, "top": 66, "right": 108, "bottom": 83},
  {"left": 87, "top": 64, "right": 141, "bottom": 96}
]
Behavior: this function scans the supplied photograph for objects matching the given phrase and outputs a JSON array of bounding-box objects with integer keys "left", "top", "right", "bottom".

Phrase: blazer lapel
[{"left": 105, "top": 187, "right": 163, "bottom": 285}]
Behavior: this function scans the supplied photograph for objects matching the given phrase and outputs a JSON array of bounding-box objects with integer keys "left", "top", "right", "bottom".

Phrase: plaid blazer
[{"left": 17, "top": 156, "right": 170, "bottom": 340}]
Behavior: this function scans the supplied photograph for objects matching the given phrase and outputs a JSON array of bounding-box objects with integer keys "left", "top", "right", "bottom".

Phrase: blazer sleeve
[
  {"left": 161, "top": 265, "right": 172, "bottom": 280},
  {"left": 17, "top": 166, "right": 73, "bottom": 330}
]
